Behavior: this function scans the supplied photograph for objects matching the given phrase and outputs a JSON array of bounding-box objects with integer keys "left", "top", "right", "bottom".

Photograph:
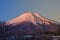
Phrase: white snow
[{"left": 5, "top": 12, "right": 58, "bottom": 25}]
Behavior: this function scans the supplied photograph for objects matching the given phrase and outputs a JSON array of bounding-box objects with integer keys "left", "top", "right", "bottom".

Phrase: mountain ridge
[
  {"left": 4, "top": 12, "right": 60, "bottom": 34},
  {"left": 0, "top": 12, "right": 60, "bottom": 40},
  {"left": 5, "top": 12, "right": 59, "bottom": 26}
]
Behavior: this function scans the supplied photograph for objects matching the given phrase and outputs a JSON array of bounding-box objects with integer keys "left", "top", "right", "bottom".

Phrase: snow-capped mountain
[
  {"left": 4, "top": 12, "right": 60, "bottom": 34},
  {"left": 6, "top": 12, "right": 58, "bottom": 25}
]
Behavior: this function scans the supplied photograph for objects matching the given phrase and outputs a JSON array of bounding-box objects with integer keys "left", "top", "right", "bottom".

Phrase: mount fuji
[{"left": 4, "top": 12, "right": 60, "bottom": 34}]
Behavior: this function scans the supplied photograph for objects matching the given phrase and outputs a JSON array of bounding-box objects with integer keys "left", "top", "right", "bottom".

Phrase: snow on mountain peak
[
  {"left": 6, "top": 12, "right": 37, "bottom": 25},
  {"left": 5, "top": 12, "right": 58, "bottom": 25}
]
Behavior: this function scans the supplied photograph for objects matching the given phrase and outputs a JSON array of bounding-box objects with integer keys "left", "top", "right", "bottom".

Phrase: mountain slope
[
  {"left": 6, "top": 12, "right": 37, "bottom": 25},
  {"left": 6, "top": 12, "right": 59, "bottom": 25},
  {"left": 5, "top": 12, "right": 60, "bottom": 34}
]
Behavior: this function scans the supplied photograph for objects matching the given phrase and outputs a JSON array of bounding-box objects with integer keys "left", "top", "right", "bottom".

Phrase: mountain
[
  {"left": 0, "top": 12, "right": 60, "bottom": 40},
  {"left": 4, "top": 12, "right": 60, "bottom": 34},
  {"left": 5, "top": 12, "right": 58, "bottom": 25}
]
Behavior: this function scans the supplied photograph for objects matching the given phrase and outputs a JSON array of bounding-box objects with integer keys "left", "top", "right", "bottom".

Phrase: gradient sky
[{"left": 0, "top": 0, "right": 60, "bottom": 22}]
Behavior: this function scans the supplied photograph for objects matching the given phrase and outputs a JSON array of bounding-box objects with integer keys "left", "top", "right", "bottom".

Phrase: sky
[{"left": 0, "top": 0, "right": 60, "bottom": 22}]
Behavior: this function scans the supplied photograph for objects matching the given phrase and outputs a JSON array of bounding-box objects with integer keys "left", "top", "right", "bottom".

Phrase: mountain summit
[
  {"left": 6, "top": 12, "right": 58, "bottom": 25},
  {"left": 4, "top": 12, "right": 60, "bottom": 34}
]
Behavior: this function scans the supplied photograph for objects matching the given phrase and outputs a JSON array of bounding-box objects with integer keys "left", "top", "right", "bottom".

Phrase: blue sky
[{"left": 0, "top": 0, "right": 60, "bottom": 22}]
